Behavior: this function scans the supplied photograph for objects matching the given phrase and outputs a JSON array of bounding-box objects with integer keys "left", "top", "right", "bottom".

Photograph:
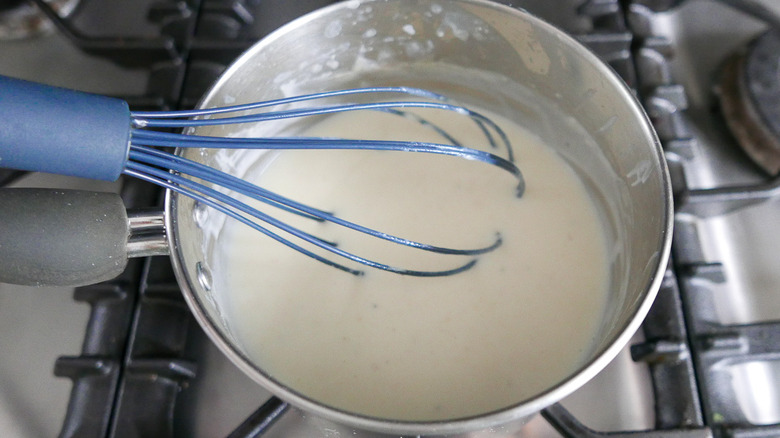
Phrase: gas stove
[{"left": 0, "top": 0, "right": 778, "bottom": 437}]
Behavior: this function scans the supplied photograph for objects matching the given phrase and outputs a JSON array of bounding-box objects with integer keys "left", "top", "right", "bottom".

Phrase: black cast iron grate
[{"left": 625, "top": 1, "right": 780, "bottom": 438}]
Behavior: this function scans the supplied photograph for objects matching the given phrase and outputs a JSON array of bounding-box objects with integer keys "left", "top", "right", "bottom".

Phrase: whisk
[{"left": 0, "top": 75, "right": 524, "bottom": 277}]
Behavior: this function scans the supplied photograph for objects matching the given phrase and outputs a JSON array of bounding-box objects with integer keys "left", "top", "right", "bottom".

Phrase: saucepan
[{"left": 0, "top": 0, "right": 672, "bottom": 435}]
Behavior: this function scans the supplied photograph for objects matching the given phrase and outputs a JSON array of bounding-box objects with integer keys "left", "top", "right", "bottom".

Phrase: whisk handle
[{"left": 0, "top": 75, "right": 131, "bottom": 181}]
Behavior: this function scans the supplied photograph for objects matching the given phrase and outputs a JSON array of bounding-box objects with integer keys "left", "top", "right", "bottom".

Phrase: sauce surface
[{"left": 218, "top": 106, "right": 610, "bottom": 421}]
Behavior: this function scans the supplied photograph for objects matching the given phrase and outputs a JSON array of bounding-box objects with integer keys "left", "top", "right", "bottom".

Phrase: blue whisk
[{"left": 0, "top": 75, "right": 524, "bottom": 277}]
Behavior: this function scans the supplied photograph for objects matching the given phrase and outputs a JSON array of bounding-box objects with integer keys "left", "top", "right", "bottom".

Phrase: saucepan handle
[{"left": 0, "top": 188, "right": 167, "bottom": 287}]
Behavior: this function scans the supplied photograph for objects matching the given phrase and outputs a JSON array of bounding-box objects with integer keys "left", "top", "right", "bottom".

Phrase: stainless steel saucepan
[{"left": 0, "top": 0, "right": 672, "bottom": 435}]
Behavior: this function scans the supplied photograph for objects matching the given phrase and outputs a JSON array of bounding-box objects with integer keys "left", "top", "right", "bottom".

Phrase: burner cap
[
  {"left": 0, "top": 0, "right": 79, "bottom": 40},
  {"left": 718, "top": 30, "right": 780, "bottom": 175}
]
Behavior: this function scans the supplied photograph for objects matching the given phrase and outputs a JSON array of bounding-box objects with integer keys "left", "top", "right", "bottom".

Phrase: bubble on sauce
[
  {"left": 192, "top": 201, "right": 209, "bottom": 228},
  {"left": 272, "top": 70, "right": 294, "bottom": 85},
  {"left": 195, "top": 261, "right": 213, "bottom": 292},
  {"left": 436, "top": 14, "right": 470, "bottom": 41},
  {"left": 376, "top": 48, "right": 395, "bottom": 63},
  {"left": 355, "top": 5, "right": 373, "bottom": 20},
  {"left": 352, "top": 53, "right": 380, "bottom": 72},
  {"left": 404, "top": 40, "right": 434, "bottom": 58},
  {"left": 324, "top": 20, "right": 342, "bottom": 38},
  {"left": 473, "top": 25, "right": 488, "bottom": 41}
]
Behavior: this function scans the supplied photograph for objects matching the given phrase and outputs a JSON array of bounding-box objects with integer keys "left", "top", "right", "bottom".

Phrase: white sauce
[{"left": 217, "top": 106, "right": 610, "bottom": 421}]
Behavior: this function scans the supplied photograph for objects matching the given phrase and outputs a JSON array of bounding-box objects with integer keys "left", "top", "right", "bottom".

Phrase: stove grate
[
  {"left": 633, "top": 1, "right": 780, "bottom": 437},
  {"left": 28, "top": 0, "right": 776, "bottom": 436}
]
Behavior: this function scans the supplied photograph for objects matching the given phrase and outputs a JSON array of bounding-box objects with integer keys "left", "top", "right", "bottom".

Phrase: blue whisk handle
[{"left": 0, "top": 75, "right": 131, "bottom": 181}]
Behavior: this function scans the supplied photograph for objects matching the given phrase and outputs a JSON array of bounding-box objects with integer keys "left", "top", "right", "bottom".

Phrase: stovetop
[{"left": 1, "top": 0, "right": 779, "bottom": 437}]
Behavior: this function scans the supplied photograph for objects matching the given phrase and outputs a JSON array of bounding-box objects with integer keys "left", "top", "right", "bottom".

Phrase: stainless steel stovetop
[{"left": 1, "top": 1, "right": 779, "bottom": 437}]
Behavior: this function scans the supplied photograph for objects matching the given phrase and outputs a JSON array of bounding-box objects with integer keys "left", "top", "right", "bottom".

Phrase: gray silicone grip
[{"left": 0, "top": 188, "right": 129, "bottom": 286}]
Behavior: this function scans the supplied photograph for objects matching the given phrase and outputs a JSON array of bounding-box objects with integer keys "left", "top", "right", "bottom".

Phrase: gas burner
[
  {"left": 718, "top": 30, "right": 780, "bottom": 175},
  {"left": 0, "top": 0, "right": 78, "bottom": 40}
]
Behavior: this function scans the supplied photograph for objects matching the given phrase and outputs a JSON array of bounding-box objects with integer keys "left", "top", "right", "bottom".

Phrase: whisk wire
[
  {"left": 131, "top": 87, "right": 516, "bottom": 163},
  {"left": 126, "top": 151, "right": 480, "bottom": 277},
  {"left": 123, "top": 165, "right": 363, "bottom": 276},
  {"left": 130, "top": 87, "right": 448, "bottom": 119},
  {"left": 129, "top": 145, "right": 502, "bottom": 256},
  {"left": 136, "top": 101, "right": 491, "bottom": 128},
  {"left": 123, "top": 87, "right": 530, "bottom": 276},
  {"left": 131, "top": 130, "right": 524, "bottom": 191}
]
